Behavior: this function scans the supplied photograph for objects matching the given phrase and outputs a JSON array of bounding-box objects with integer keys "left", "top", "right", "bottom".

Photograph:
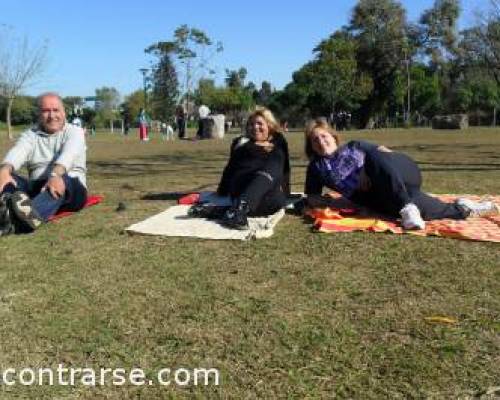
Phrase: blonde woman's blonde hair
[
  {"left": 304, "top": 118, "right": 341, "bottom": 160},
  {"left": 246, "top": 106, "right": 281, "bottom": 138}
]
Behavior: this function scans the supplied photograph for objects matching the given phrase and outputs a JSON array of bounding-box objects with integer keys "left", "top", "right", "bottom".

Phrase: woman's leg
[
  {"left": 236, "top": 152, "right": 286, "bottom": 216},
  {"left": 408, "top": 189, "right": 468, "bottom": 220},
  {"left": 363, "top": 151, "right": 467, "bottom": 221},
  {"left": 362, "top": 151, "right": 415, "bottom": 216}
]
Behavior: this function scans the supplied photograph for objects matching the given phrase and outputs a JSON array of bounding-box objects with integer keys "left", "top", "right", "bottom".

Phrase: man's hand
[
  {"left": 377, "top": 145, "right": 392, "bottom": 152},
  {"left": 0, "top": 165, "right": 16, "bottom": 193},
  {"left": 44, "top": 176, "right": 66, "bottom": 199}
]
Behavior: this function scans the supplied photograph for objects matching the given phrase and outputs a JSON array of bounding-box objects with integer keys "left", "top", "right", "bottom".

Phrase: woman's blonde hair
[
  {"left": 246, "top": 106, "right": 281, "bottom": 138},
  {"left": 304, "top": 118, "right": 341, "bottom": 160}
]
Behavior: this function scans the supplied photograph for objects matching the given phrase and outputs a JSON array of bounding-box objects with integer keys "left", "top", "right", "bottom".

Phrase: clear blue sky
[{"left": 2, "top": 0, "right": 489, "bottom": 99}]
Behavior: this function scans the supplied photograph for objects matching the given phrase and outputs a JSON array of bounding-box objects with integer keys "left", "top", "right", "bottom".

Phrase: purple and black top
[{"left": 305, "top": 140, "right": 378, "bottom": 198}]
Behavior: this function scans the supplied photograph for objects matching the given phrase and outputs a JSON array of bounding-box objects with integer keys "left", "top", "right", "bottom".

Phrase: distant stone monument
[
  {"left": 209, "top": 114, "right": 225, "bottom": 139},
  {"left": 432, "top": 114, "right": 469, "bottom": 130}
]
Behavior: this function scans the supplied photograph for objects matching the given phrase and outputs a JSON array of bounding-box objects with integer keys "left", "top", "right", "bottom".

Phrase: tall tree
[
  {"left": 147, "top": 25, "right": 223, "bottom": 116},
  {"left": 418, "top": 0, "right": 461, "bottom": 110},
  {"left": 311, "top": 31, "right": 372, "bottom": 116},
  {"left": 145, "top": 43, "right": 178, "bottom": 121},
  {"left": 349, "top": 0, "right": 409, "bottom": 127},
  {"left": 0, "top": 28, "right": 47, "bottom": 139}
]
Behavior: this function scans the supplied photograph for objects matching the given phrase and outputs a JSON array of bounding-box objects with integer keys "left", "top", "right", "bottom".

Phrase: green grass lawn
[{"left": 0, "top": 127, "right": 499, "bottom": 399}]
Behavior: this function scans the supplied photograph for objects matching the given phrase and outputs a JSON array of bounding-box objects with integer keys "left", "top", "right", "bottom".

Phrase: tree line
[{"left": 2, "top": 0, "right": 499, "bottom": 132}]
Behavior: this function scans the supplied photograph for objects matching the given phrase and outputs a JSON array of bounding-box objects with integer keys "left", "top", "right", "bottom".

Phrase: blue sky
[{"left": 1, "top": 0, "right": 490, "bottom": 98}]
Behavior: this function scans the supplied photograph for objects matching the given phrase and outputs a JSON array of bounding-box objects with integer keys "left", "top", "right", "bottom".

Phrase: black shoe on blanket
[
  {"left": 188, "top": 203, "right": 229, "bottom": 220},
  {"left": 10, "top": 191, "right": 43, "bottom": 230},
  {"left": 221, "top": 199, "right": 249, "bottom": 230}
]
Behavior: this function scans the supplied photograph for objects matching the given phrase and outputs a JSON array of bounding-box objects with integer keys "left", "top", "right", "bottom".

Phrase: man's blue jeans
[{"left": 1, "top": 174, "right": 87, "bottom": 221}]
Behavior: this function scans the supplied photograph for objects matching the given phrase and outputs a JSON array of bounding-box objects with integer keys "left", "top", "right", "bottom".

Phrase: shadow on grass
[{"left": 141, "top": 184, "right": 217, "bottom": 201}]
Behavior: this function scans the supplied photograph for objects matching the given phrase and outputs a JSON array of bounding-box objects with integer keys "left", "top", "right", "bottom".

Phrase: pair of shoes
[
  {"left": 400, "top": 203, "right": 426, "bottom": 230},
  {"left": 188, "top": 203, "right": 228, "bottom": 220},
  {"left": 455, "top": 198, "right": 500, "bottom": 217},
  {"left": 0, "top": 193, "right": 15, "bottom": 236},
  {"left": 221, "top": 199, "right": 249, "bottom": 230},
  {"left": 10, "top": 191, "right": 43, "bottom": 230}
]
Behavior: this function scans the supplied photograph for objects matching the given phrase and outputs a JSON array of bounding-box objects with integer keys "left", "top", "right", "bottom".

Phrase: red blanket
[{"left": 48, "top": 195, "right": 103, "bottom": 222}]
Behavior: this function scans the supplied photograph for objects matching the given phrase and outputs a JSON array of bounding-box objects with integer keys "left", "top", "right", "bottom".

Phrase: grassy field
[{"left": 0, "top": 127, "right": 499, "bottom": 399}]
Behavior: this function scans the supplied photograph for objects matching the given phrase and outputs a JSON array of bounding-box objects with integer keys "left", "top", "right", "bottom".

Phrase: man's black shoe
[
  {"left": 10, "top": 191, "right": 43, "bottom": 231},
  {"left": 0, "top": 193, "right": 15, "bottom": 236}
]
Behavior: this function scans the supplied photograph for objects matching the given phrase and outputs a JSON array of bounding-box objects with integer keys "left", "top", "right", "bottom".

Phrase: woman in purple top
[{"left": 304, "top": 118, "right": 499, "bottom": 230}]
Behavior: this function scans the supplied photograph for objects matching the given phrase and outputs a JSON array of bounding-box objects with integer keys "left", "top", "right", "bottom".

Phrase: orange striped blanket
[{"left": 306, "top": 194, "right": 500, "bottom": 243}]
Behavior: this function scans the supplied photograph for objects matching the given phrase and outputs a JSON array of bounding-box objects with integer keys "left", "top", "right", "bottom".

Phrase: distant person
[
  {"left": 176, "top": 105, "right": 186, "bottom": 139},
  {"left": 71, "top": 115, "right": 82, "bottom": 128},
  {"left": 303, "top": 118, "right": 499, "bottom": 230},
  {"left": 161, "top": 122, "right": 174, "bottom": 141},
  {"left": 137, "top": 108, "right": 149, "bottom": 141},
  {"left": 281, "top": 120, "right": 289, "bottom": 132},
  {"left": 0, "top": 92, "right": 87, "bottom": 235}
]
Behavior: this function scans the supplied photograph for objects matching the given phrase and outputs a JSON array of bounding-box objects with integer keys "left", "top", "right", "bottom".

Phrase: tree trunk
[
  {"left": 493, "top": 107, "right": 497, "bottom": 127},
  {"left": 6, "top": 97, "right": 14, "bottom": 140},
  {"left": 110, "top": 120, "right": 114, "bottom": 133}
]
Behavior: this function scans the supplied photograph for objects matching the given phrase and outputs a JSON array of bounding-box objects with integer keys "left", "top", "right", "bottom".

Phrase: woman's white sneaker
[
  {"left": 455, "top": 198, "right": 500, "bottom": 217},
  {"left": 400, "top": 203, "right": 426, "bottom": 230}
]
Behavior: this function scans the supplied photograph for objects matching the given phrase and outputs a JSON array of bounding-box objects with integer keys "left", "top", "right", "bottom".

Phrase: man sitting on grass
[{"left": 0, "top": 92, "right": 87, "bottom": 235}]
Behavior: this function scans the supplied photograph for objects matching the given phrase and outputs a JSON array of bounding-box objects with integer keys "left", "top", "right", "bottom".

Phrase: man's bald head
[{"left": 37, "top": 92, "right": 66, "bottom": 134}]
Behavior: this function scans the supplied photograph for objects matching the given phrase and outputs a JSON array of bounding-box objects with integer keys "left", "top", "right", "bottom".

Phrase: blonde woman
[{"left": 190, "top": 107, "right": 290, "bottom": 229}]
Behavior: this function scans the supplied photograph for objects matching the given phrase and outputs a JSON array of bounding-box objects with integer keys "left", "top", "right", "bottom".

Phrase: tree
[
  {"left": 348, "top": 0, "right": 409, "bottom": 127},
  {"left": 225, "top": 67, "right": 247, "bottom": 88},
  {"left": 417, "top": 0, "right": 461, "bottom": 110},
  {"left": 256, "top": 81, "right": 273, "bottom": 105},
  {"left": 0, "top": 95, "right": 37, "bottom": 125},
  {"left": 409, "top": 64, "right": 441, "bottom": 117},
  {"left": 94, "top": 87, "right": 120, "bottom": 129},
  {"left": 455, "top": 1, "right": 500, "bottom": 123},
  {"left": 145, "top": 43, "right": 178, "bottom": 121},
  {"left": 147, "top": 25, "right": 223, "bottom": 117},
  {"left": 122, "top": 90, "right": 145, "bottom": 124},
  {"left": 0, "top": 28, "right": 47, "bottom": 138},
  {"left": 63, "top": 96, "right": 84, "bottom": 117},
  {"left": 311, "top": 31, "right": 372, "bottom": 115}
]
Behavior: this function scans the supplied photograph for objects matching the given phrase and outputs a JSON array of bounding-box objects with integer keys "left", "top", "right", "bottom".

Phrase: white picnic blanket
[{"left": 125, "top": 205, "right": 285, "bottom": 240}]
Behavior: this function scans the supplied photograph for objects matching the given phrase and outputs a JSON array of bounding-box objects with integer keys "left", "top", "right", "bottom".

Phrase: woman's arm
[
  {"left": 216, "top": 138, "right": 240, "bottom": 195},
  {"left": 304, "top": 162, "right": 325, "bottom": 207},
  {"left": 350, "top": 140, "right": 392, "bottom": 153}
]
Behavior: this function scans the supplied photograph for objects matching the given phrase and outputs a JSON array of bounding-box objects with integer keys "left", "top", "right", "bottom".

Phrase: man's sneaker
[
  {"left": 10, "top": 191, "right": 43, "bottom": 230},
  {"left": 188, "top": 203, "right": 228, "bottom": 219},
  {"left": 400, "top": 203, "right": 426, "bottom": 230},
  {"left": 455, "top": 198, "right": 500, "bottom": 217},
  {"left": 0, "top": 194, "right": 15, "bottom": 236},
  {"left": 221, "top": 199, "right": 249, "bottom": 230}
]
